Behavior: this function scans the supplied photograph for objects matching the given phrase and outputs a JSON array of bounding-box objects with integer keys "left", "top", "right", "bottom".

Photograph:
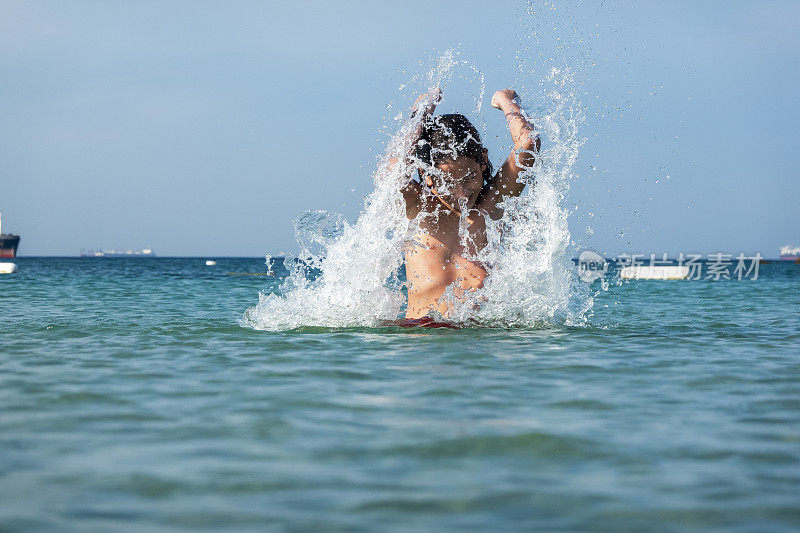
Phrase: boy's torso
[{"left": 403, "top": 212, "right": 489, "bottom": 319}]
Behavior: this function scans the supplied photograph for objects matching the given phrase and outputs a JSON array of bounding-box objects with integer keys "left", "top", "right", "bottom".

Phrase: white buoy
[
  {"left": 205, "top": 260, "right": 216, "bottom": 266},
  {"left": 621, "top": 265, "right": 689, "bottom": 280},
  {"left": 0, "top": 262, "right": 18, "bottom": 274}
]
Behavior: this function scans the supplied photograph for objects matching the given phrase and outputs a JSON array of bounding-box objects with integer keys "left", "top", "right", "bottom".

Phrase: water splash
[
  {"left": 243, "top": 47, "right": 591, "bottom": 330},
  {"left": 440, "top": 65, "right": 590, "bottom": 327}
]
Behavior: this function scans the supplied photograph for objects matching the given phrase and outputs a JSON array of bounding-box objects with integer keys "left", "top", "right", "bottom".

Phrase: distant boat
[
  {"left": 620, "top": 265, "right": 690, "bottom": 280},
  {"left": 0, "top": 211, "right": 20, "bottom": 258},
  {"left": 80, "top": 248, "right": 156, "bottom": 257},
  {"left": 779, "top": 245, "right": 800, "bottom": 261}
]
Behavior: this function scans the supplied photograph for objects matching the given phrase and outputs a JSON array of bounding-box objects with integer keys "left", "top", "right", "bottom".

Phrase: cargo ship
[
  {"left": 0, "top": 212, "right": 20, "bottom": 258},
  {"left": 779, "top": 245, "right": 800, "bottom": 261},
  {"left": 80, "top": 248, "right": 155, "bottom": 257}
]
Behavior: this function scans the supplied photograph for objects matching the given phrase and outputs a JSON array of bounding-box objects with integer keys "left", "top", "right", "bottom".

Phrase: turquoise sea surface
[{"left": 2, "top": 257, "right": 799, "bottom": 531}]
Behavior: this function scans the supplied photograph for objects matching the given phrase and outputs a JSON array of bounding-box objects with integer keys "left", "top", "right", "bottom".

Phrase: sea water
[{"left": 1, "top": 257, "right": 799, "bottom": 530}]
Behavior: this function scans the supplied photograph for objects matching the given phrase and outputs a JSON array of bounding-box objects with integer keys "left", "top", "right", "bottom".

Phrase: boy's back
[{"left": 404, "top": 215, "right": 489, "bottom": 319}]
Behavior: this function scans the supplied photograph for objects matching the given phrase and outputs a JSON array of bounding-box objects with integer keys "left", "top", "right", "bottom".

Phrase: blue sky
[{"left": 2, "top": 1, "right": 798, "bottom": 257}]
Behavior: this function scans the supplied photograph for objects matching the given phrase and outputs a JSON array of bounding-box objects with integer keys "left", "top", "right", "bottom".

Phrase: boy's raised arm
[
  {"left": 389, "top": 88, "right": 441, "bottom": 220},
  {"left": 478, "top": 89, "right": 540, "bottom": 217}
]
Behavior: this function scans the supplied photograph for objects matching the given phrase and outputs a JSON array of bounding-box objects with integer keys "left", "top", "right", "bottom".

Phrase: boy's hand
[
  {"left": 491, "top": 89, "right": 519, "bottom": 110},
  {"left": 411, "top": 87, "right": 442, "bottom": 118}
]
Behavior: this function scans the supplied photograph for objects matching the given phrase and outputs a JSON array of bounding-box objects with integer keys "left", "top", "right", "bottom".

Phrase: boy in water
[{"left": 398, "top": 88, "right": 539, "bottom": 320}]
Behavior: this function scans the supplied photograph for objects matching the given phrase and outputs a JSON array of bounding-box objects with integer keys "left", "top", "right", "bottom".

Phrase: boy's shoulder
[{"left": 406, "top": 232, "right": 448, "bottom": 255}]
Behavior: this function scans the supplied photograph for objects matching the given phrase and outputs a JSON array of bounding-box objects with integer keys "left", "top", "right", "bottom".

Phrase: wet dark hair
[{"left": 415, "top": 113, "right": 492, "bottom": 185}]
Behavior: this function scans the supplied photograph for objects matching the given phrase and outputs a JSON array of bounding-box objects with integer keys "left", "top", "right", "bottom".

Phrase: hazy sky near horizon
[{"left": 2, "top": 1, "right": 798, "bottom": 257}]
